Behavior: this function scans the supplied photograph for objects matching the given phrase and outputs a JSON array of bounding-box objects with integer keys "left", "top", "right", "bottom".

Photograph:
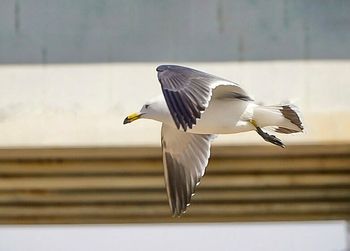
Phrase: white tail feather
[{"left": 253, "top": 104, "right": 304, "bottom": 134}]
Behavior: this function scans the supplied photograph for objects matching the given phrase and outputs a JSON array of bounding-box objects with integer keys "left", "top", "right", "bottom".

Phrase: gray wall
[{"left": 1, "top": 0, "right": 350, "bottom": 64}]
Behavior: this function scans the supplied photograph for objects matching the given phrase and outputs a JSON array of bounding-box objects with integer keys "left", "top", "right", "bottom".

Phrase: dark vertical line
[
  {"left": 42, "top": 0, "right": 49, "bottom": 64},
  {"left": 303, "top": 21, "right": 310, "bottom": 60},
  {"left": 302, "top": 4, "right": 310, "bottom": 60},
  {"left": 14, "top": 0, "right": 20, "bottom": 34},
  {"left": 41, "top": 47, "right": 47, "bottom": 64},
  {"left": 217, "top": 0, "right": 224, "bottom": 33},
  {"left": 235, "top": 0, "right": 245, "bottom": 62},
  {"left": 238, "top": 35, "right": 245, "bottom": 62},
  {"left": 283, "top": 0, "right": 289, "bottom": 28}
]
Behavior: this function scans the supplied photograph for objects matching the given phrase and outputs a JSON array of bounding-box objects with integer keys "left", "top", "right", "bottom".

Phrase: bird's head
[
  {"left": 123, "top": 103, "right": 148, "bottom": 124},
  {"left": 123, "top": 96, "right": 166, "bottom": 125}
]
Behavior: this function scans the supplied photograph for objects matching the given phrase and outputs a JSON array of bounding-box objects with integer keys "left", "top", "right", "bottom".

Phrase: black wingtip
[
  {"left": 256, "top": 127, "right": 286, "bottom": 148},
  {"left": 157, "top": 65, "right": 187, "bottom": 73},
  {"left": 171, "top": 210, "right": 187, "bottom": 218},
  {"left": 156, "top": 65, "right": 168, "bottom": 72}
]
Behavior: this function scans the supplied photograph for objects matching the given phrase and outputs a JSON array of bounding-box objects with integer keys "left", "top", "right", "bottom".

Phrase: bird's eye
[{"left": 145, "top": 104, "right": 149, "bottom": 109}]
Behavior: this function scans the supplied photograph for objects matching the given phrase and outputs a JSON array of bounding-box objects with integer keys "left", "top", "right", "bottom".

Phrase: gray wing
[
  {"left": 157, "top": 65, "right": 251, "bottom": 131},
  {"left": 161, "top": 123, "right": 215, "bottom": 216}
]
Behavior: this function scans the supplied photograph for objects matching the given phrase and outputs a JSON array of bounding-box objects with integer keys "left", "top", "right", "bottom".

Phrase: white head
[{"left": 123, "top": 95, "right": 171, "bottom": 124}]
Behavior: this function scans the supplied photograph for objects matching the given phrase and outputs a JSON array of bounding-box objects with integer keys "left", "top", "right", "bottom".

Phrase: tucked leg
[{"left": 250, "top": 120, "right": 285, "bottom": 148}]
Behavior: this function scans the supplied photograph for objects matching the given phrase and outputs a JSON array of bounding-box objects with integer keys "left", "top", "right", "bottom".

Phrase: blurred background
[{"left": 0, "top": 0, "right": 349, "bottom": 250}]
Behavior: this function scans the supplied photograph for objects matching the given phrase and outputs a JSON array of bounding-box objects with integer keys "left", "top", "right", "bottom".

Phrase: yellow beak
[{"left": 123, "top": 112, "right": 142, "bottom": 124}]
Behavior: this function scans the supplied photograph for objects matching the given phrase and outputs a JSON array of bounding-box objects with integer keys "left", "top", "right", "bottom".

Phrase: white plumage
[{"left": 124, "top": 65, "right": 303, "bottom": 216}]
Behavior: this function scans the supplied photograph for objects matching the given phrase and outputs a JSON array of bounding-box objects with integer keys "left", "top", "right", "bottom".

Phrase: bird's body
[
  {"left": 140, "top": 90, "right": 301, "bottom": 136},
  {"left": 143, "top": 93, "right": 254, "bottom": 135},
  {"left": 178, "top": 96, "right": 253, "bottom": 134},
  {"left": 124, "top": 65, "right": 304, "bottom": 216}
]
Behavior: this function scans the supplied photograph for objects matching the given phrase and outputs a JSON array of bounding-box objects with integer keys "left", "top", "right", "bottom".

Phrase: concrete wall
[
  {"left": 1, "top": 0, "right": 350, "bottom": 63},
  {"left": 0, "top": 61, "right": 349, "bottom": 147},
  {"left": 0, "top": 1, "right": 349, "bottom": 147}
]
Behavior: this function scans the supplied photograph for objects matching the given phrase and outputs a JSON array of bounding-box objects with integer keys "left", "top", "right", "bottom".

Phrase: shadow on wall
[{"left": 1, "top": 0, "right": 350, "bottom": 64}]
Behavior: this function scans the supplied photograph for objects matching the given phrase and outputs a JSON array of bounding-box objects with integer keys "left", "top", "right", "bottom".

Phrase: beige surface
[
  {"left": 0, "top": 61, "right": 349, "bottom": 147},
  {"left": 0, "top": 144, "right": 349, "bottom": 224}
]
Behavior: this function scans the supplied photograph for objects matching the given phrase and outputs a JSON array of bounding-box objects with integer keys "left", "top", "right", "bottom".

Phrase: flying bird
[{"left": 124, "top": 65, "right": 303, "bottom": 216}]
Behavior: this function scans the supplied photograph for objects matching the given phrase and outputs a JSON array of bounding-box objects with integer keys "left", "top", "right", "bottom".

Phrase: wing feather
[
  {"left": 161, "top": 123, "right": 215, "bottom": 216},
  {"left": 157, "top": 65, "right": 250, "bottom": 131}
]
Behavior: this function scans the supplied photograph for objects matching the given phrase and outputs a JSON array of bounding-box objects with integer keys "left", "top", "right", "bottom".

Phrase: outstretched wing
[
  {"left": 161, "top": 123, "right": 215, "bottom": 216},
  {"left": 157, "top": 65, "right": 251, "bottom": 131}
]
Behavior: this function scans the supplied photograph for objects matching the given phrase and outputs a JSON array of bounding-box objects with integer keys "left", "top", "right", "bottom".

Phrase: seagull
[{"left": 124, "top": 65, "right": 304, "bottom": 216}]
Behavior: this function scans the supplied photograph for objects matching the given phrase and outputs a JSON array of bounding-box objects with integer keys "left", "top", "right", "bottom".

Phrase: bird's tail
[{"left": 252, "top": 103, "right": 304, "bottom": 134}]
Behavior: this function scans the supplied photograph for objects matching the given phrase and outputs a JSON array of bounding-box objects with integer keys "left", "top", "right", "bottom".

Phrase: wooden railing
[{"left": 0, "top": 144, "right": 349, "bottom": 224}]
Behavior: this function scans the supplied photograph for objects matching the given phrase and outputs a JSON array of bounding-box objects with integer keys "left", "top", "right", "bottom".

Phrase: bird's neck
[{"left": 147, "top": 96, "right": 174, "bottom": 125}]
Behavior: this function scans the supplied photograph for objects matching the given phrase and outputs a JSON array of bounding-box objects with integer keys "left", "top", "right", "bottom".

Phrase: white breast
[{"left": 186, "top": 99, "right": 256, "bottom": 134}]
